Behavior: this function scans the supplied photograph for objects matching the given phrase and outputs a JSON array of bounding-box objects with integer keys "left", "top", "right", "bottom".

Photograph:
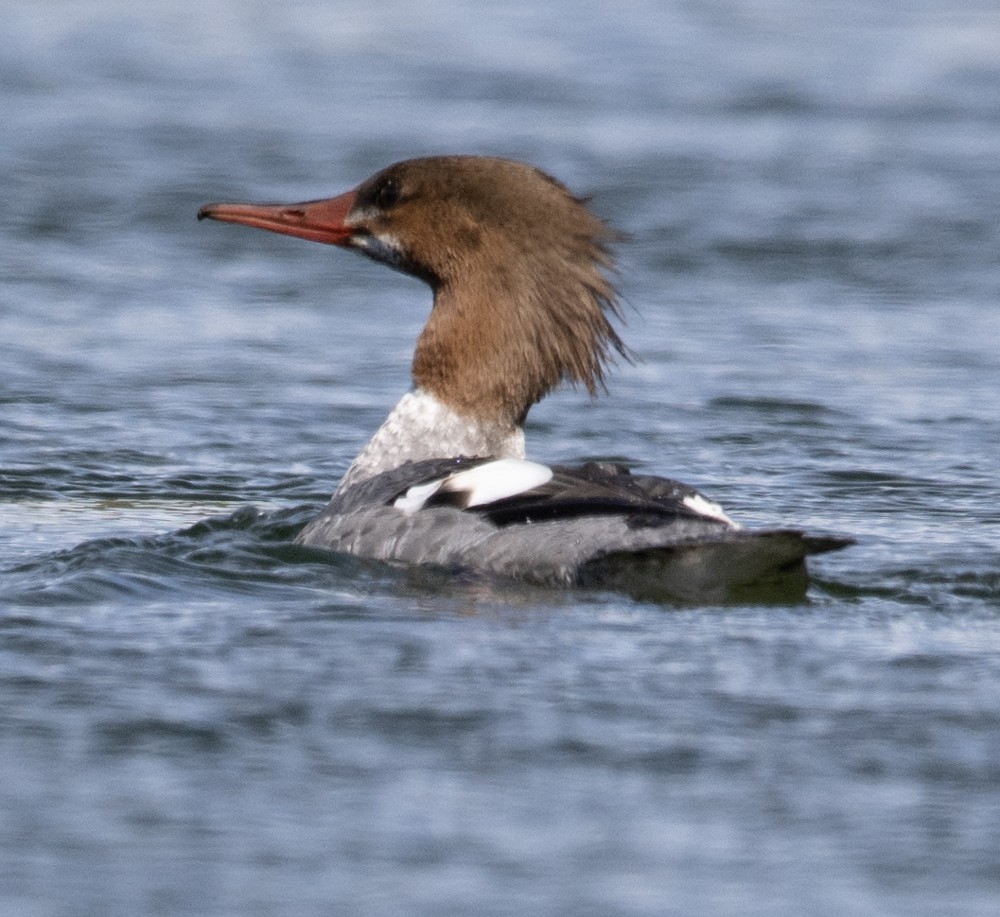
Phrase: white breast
[{"left": 337, "top": 389, "right": 525, "bottom": 493}]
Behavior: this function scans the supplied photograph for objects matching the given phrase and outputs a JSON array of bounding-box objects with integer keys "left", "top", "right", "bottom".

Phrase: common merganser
[{"left": 199, "top": 155, "right": 850, "bottom": 602}]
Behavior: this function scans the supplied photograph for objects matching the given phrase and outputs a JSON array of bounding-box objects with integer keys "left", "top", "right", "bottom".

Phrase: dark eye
[{"left": 375, "top": 178, "right": 401, "bottom": 210}]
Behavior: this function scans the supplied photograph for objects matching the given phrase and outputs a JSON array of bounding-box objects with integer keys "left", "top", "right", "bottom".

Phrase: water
[{"left": 3, "top": 1, "right": 1000, "bottom": 914}]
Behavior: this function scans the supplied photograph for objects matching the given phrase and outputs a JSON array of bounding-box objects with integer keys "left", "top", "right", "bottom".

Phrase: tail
[{"left": 578, "top": 530, "right": 853, "bottom": 604}]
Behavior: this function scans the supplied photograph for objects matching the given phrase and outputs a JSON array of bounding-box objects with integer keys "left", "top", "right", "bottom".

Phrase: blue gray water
[{"left": 3, "top": 2, "right": 1000, "bottom": 914}]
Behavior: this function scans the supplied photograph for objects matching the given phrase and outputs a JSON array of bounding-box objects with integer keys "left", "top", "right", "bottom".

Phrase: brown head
[{"left": 199, "top": 155, "right": 629, "bottom": 427}]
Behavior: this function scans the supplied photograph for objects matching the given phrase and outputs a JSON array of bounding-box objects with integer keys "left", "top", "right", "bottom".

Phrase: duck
[{"left": 199, "top": 155, "right": 850, "bottom": 602}]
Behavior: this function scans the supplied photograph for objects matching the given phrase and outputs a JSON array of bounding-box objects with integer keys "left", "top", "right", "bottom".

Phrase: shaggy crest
[{"left": 348, "top": 156, "right": 630, "bottom": 424}]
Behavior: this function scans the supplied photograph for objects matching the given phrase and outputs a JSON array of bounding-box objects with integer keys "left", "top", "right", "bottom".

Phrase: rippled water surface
[{"left": 4, "top": 2, "right": 1000, "bottom": 915}]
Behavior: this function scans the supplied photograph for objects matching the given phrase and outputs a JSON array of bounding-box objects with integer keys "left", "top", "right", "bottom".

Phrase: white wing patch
[
  {"left": 392, "top": 478, "right": 447, "bottom": 514},
  {"left": 682, "top": 492, "right": 739, "bottom": 529},
  {"left": 394, "top": 459, "right": 553, "bottom": 515}
]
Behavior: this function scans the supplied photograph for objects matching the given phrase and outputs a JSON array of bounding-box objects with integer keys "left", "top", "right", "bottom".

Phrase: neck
[
  {"left": 337, "top": 388, "right": 525, "bottom": 492},
  {"left": 411, "top": 279, "right": 547, "bottom": 428},
  {"left": 411, "top": 255, "right": 624, "bottom": 429}
]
